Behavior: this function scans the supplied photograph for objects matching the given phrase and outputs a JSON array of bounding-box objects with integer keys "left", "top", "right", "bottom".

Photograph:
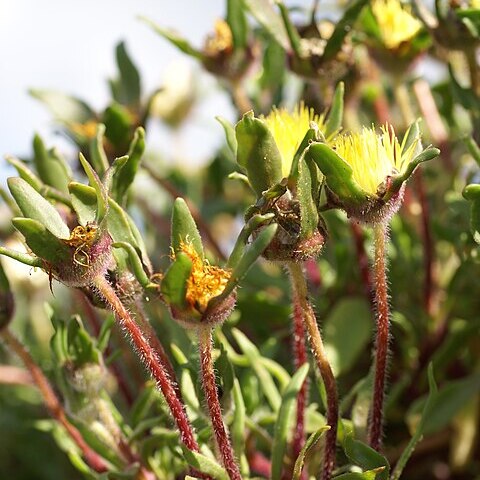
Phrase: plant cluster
[{"left": 1, "top": 1, "right": 480, "bottom": 479}]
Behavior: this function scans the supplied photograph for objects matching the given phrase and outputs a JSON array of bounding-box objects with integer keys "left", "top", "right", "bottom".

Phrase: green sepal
[
  {"left": 11, "top": 217, "right": 71, "bottom": 264},
  {"left": 0, "top": 246, "right": 43, "bottom": 268},
  {"left": 235, "top": 111, "right": 283, "bottom": 197},
  {"left": 297, "top": 156, "right": 319, "bottom": 239},
  {"left": 102, "top": 103, "right": 133, "bottom": 149},
  {"left": 113, "top": 242, "right": 151, "bottom": 288},
  {"left": 180, "top": 446, "right": 229, "bottom": 480},
  {"left": 227, "top": 0, "right": 248, "bottom": 50},
  {"left": 111, "top": 127, "right": 146, "bottom": 204},
  {"left": 33, "top": 134, "right": 71, "bottom": 194},
  {"left": 215, "top": 223, "right": 277, "bottom": 304},
  {"left": 271, "top": 363, "right": 310, "bottom": 480},
  {"left": 306, "top": 143, "right": 368, "bottom": 206},
  {"left": 462, "top": 184, "right": 480, "bottom": 244},
  {"left": 323, "top": 0, "right": 369, "bottom": 61},
  {"left": 388, "top": 147, "right": 440, "bottom": 200},
  {"left": 343, "top": 435, "right": 390, "bottom": 480},
  {"left": 8, "top": 177, "right": 70, "bottom": 239},
  {"left": 29, "top": 89, "right": 95, "bottom": 124},
  {"left": 277, "top": 1, "right": 303, "bottom": 57},
  {"left": 227, "top": 213, "right": 275, "bottom": 269},
  {"left": 324, "top": 82, "right": 345, "bottom": 139},
  {"left": 160, "top": 252, "right": 193, "bottom": 309},
  {"left": 243, "top": 0, "right": 290, "bottom": 51},
  {"left": 292, "top": 426, "right": 330, "bottom": 480},
  {"left": 216, "top": 116, "right": 238, "bottom": 158},
  {"left": 112, "top": 41, "right": 141, "bottom": 107},
  {"left": 89, "top": 123, "right": 109, "bottom": 177},
  {"left": 78, "top": 153, "right": 108, "bottom": 225},
  {"left": 171, "top": 198, "right": 204, "bottom": 259},
  {"left": 7, "top": 156, "right": 43, "bottom": 191},
  {"left": 141, "top": 17, "right": 204, "bottom": 60}
]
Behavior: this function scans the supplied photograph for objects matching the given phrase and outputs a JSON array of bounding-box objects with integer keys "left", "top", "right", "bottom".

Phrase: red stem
[
  {"left": 368, "top": 223, "right": 390, "bottom": 451},
  {"left": 198, "top": 327, "right": 242, "bottom": 480},
  {"left": 1, "top": 328, "right": 108, "bottom": 473},
  {"left": 94, "top": 276, "right": 200, "bottom": 454}
]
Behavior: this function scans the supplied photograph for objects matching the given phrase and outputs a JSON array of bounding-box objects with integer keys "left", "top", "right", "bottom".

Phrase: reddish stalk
[
  {"left": 0, "top": 328, "right": 108, "bottom": 473},
  {"left": 368, "top": 223, "right": 390, "bottom": 451},
  {"left": 289, "top": 263, "right": 338, "bottom": 480},
  {"left": 93, "top": 275, "right": 199, "bottom": 454},
  {"left": 198, "top": 327, "right": 242, "bottom": 480},
  {"left": 289, "top": 292, "right": 309, "bottom": 475}
]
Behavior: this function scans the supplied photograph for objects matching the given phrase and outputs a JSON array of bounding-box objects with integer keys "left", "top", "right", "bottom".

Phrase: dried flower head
[{"left": 204, "top": 19, "right": 234, "bottom": 57}]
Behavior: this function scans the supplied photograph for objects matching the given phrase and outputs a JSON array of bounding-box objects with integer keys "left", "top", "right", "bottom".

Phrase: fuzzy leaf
[
  {"left": 271, "top": 363, "right": 309, "bottom": 480},
  {"left": 160, "top": 252, "right": 192, "bottom": 309},
  {"left": 181, "top": 446, "right": 229, "bottom": 480},
  {"left": 236, "top": 111, "right": 283, "bottom": 197},
  {"left": 11, "top": 218, "right": 70, "bottom": 264},
  {"left": 8, "top": 177, "right": 70, "bottom": 239},
  {"left": 171, "top": 197, "right": 204, "bottom": 259},
  {"left": 33, "top": 134, "right": 71, "bottom": 193},
  {"left": 307, "top": 143, "right": 368, "bottom": 206}
]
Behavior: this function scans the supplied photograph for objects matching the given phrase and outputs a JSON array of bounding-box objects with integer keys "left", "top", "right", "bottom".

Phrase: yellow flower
[
  {"left": 332, "top": 124, "right": 419, "bottom": 195},
  {"left": 371, "top": 0, "right": 422, "bottom": 50},
  {"left": 204, "top": 19, "right": 233, "bottom": 56},
  {"left": 178, "top": 240, "right": 231, "bottom": 313},
  {"left": 69, "top": 120, "right": 99, "bottom": 140},
  {"left": 262, "top": 102, "right": 326, "bottom": 178}
]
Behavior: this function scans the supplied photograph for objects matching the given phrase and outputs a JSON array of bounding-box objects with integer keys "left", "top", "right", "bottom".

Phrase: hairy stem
[
  {"left": 0, "top": 328, "right": 108, "bottom": 473},
  {"left": 93, "top": 275, "right": 200, "bottom": 454},
  {"left": 198, "top": 327, "right": 242, "bottom": 480},
  {"left": 350, "top": 222, "right": 374, "bottom": 309},
  {"left": 288, "top": 263, "right": 338, "bottom": 480},
  {"left": 368, "top": 223, "right": 390, "bottom": 451}
]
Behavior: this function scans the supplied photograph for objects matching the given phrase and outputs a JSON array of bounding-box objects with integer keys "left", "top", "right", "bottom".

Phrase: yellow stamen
[
  {"left": 371, "top": 0, "right": 422, "bottom": 50},
  {"left": 262, "top": 102, "right": 326, "bottom": 178},
  {"left": 178, "top": 241, "right": 231, "bottom": 313},
  {"left": 332, "top": 124, "right": 419, "bottom": 195}
]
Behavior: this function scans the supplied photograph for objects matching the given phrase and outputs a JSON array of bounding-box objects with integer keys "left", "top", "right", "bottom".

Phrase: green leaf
[
  {"left": 218, "top": 223, "right": 277, "bottom": 301},
  {"left": 29, "top": 89, "right": 95, "bottom": 124},
  {"left": 243, "top": 0, "right": 290, "bottom": 51},
  {"left": 141, "top": 17, "right": 204, "bottom": 59},
  {"left": 227, "top": 0, "right": 248, "bottom": 50},
  {"left": 466, "top": 136, "right": 480, "bottom": 168},
  {"left": 69, "top": 182, "right": 97, "bottom": 225},
  {"left": 232, "top": 379, "right": 250, "bottom": 477},
  {"left": 297, "top": 156, "right": 319, "bottom": 239},
  {"left": 407, "top": 372, "right": 480, "bottom": 436},
  {"left": 277, "top": 2, "right": 303, "bottom": 57},
  {"left": 306, "top": 143, "right": 368, "bottom": 206},
  {"left": 323, "top": 0, "right": 369, "bottom": 62},
  {"left": 463, "top": 184, "right": 480, "bottom": 243},
  {"left": 33, "top": 134, "right": 71, "bottom": 193},
  {"left": 391, "top": 364, "right": 438, "bottom": 480},
  {"left": 7, "top": 156, "right": 43, "bottom": 191},
  {"left": 181, "top": 446, "right": 229, "bottom": 480},
  {"left": 78, "top": 153, "right": 108, "bottom": 225},
  {"left": 102, "top": 103, "right": 133, "bottom": 148},
  {"left": 324, "top": 82, "right": 345, "bottom": 139},
  {"left": 271, "top": 363, "right": 309, "bottom": 480},
  {"left": 216, "top": 116, "right": 238, "bottom": 158},
  {"left": 0, "top": 246, "right": 43, "bottom": 268},
  {"left": 292, "top": 427, "right": 330, "bottom": 480},
  {"left": 235, "top": 111, "right": 283, "bottom": 197},
  {"left": 11, "top": 218, "right": 70, "bottom": 264},
  {"left": 160, "top": 252, "right": 192, "bottom": 308},
  {"left": 89, "top": 123, "right": 109, "bottom": 177},
  {"left": 111, "top": 127, "right": 145, "bottom": 204},
  {"left": 324, "top": 298, "right": 372, "bottom": 376},
  {"left": 114, "top": 41, "right": 141, "bottom": 106},
  {"left": 343, "top": 436, "right": 389, "bottom": 480},
  {"left": 334, "top": 469, "right": 384, "bottom": 479},
  {"left": 232, "top": 327, "right": 282, "bottom": 411},
  {"left": 171, "top": 197, "right": 204, "bottom": 259},
  {"left": 113, "top": 242, "right": 151, "bottom": 287},
  {"left": 8, "top": 177, "right": 70, "bottom": 239}
]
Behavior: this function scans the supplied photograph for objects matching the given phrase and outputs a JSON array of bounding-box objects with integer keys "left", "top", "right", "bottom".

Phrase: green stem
[
  {"left": 368, "top": 223, "right": 390, "bottom": 451},
  {"left": 0, "top": 328, "right": 108, "bottom": 473},
  {"left": 198, "top": 327, "right": 242, "bottom": 480},
  {"left": 288, "top": 263, "right": 338, "bottom": 480}
]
